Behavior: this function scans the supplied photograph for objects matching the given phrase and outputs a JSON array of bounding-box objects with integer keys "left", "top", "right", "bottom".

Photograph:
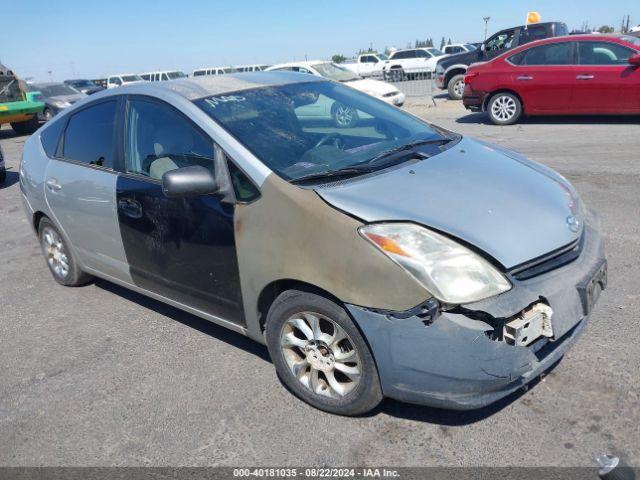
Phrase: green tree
[
  {"left": 332, "top": 54, "right": 347, "bottom": 64},
  {"left": 447, "top": 38, "right": 452, "bottom": 45},
  {"left": 439, "top": 36, "right": 446, "bottom": 50},
  {"left": 597, "top": 25, "right": 615, "bottom": 33}
]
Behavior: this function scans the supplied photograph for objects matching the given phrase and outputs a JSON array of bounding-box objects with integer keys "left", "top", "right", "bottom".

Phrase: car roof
[{"left": 93, "top": 71, "right": 325, "bottom": 100}]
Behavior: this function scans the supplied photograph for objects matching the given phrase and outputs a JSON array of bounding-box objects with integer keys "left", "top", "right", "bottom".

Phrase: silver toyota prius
[{"left": 20, "top": 73, "right": 606, "bottom": 415}]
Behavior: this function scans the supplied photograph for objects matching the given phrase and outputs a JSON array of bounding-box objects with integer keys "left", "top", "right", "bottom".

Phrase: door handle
[
  {"left": 576, "top": 74, "right": 594, "bottom": 80},
  {"left": 118, "top": 198, "right": 143, "bottom": 219},
  {"left": 45, "top": 179, "right": 62, "bottom": 192},
  {"left": 516, "top": 75, "right": 534, "bottom": 81}
]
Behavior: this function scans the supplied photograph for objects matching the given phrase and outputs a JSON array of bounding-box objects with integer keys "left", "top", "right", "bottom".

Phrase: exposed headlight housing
[{"left": 360, "top": 223, "right": 511, "bottom": 304}]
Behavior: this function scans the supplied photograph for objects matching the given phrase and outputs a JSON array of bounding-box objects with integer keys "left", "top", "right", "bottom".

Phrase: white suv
[{"left": 386, "top": 47, "right": 446, "bottom": 78}]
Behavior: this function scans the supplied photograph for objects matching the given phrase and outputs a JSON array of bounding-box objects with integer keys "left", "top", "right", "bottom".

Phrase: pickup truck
[
  {"left": 435, "top": 21, "right": 568, "bottom": 99},
  {"left": 0, "top": 63, "right": 44, "bottom": 135},
  {"left": 342, "top": 53, "right": 389, "bottom": 77}
]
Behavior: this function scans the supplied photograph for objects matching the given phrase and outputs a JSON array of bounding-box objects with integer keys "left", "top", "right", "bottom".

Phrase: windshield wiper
[
  {"left": 290, "top": 166, "right": 375, "bottom": 184},
  {"left": 366, "top": 138, "right": 452, "bottom": 167}
]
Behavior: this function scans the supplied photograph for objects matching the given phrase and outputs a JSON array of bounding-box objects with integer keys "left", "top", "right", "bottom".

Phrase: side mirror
[
  {"left": 629, "top": 54, "right": 640, "bottom": 66},
  {"left": 161, "top": 165, "right": 219, "bottom": 198}
]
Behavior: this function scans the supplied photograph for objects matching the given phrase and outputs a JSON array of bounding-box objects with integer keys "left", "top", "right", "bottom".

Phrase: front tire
[
  {"left": 38, "top": 217, "right": 93, "bottom": 286},
  {"left": 487, "top": 92, "right": 522, "bottom": 125},
  {"left": 265, "top": 290, "right": 383, "bottom": 416},
  {"left": 447, "top": 74, "right": 465, "bottom": 100},
  {"left": 11, "top": 115, "right": 40, "bottom": 135}
]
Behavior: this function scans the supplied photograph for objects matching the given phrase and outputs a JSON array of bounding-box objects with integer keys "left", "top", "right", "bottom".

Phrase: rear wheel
[
  {"left": 11, "top": 115, "right": 40, "bottom": 135},
  {"left": 487, "top": 92, "right": 522, "bottom": 125},
  {"left": 38, "top": 217, "right": 93, "bottom": 286},
  {"left": 265, "top": 290, "right": 382, "bottom": 416},
  {"left": 447, "top": 74, "right": 465, "bottom": 100}
]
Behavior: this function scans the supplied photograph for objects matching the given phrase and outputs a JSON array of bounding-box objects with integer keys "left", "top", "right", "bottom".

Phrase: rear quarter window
[{"left": 40, "top": 118, "right": 66, "bottom": 157}]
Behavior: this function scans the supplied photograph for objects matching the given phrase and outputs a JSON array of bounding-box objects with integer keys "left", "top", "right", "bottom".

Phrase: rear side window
[
  {"left": 40, "top": 119, "right": 65, "bottom": 157},
  {"left": 577, "top": 42, "right": 635, "bottom": 65},
  {"left": 63, "top": 100, "right": 117, "bottom": 168},
  {"left": 509, "top": 42, "right": 573, "bottom": 65}
]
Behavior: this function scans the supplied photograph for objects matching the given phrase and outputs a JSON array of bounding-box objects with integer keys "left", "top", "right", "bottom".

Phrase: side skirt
[{"left": 84, "top": 267, "right": 250, "bottom": 337}]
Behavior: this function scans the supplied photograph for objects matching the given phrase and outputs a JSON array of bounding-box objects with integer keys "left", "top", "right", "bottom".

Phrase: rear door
[
  {"left": 507, "top": 40, "right": 576, "bottom": 113},
  {"left": 115, "top": 95, "right": 244, "bottom": 324},
  {"left": 43, "top": 98, "right": 131, "bottom": 280},
  {"left": 572, "top": 40, "right": 640, "bottom": 113}
]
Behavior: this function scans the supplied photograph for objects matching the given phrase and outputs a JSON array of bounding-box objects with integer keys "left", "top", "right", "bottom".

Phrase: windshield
[
  {"left": 37, "top": 84, "right": 79, "bottom": 96},
  {"left": 313, "top": 63, "right": 360, "bottom": 82},
  {"left": 167, "top": 71, "right": 187, "bottom": 79},
  {"left": 195, "top": 81, "right": 447, "bottom": 182},
  {"left": 464, "top": 44, "right": 478, "bottom": 51},
  {"left": 427, "top": 48, "right": 444, "bottom": 56},
  {"left": 68, "top": 80, "right": 95, "bottom": 88},
  {"left": 376, "top": 53, "right": 389, "bottom": 60},
  {"left": 122, "top": 75, "right": 143, "bottom": 82}
]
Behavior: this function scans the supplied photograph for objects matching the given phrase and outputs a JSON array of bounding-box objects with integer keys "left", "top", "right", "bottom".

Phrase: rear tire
[
  {"left": 38, "top": 217, "right": 93, "bottom": 286},
  {"left": 265, "top": 290, "right": 383, "bottom": 416},
  {"left": 0, "top": 169, "right": 5, "bottom": 183},
  {"left": 11, "top": 115, "right": 40, "bottom": 135},
  {"left": 487, "top": 92, "right": 522, "bottom": 125},
  {"left": 447, "top": 74, "right": 465, "bottom": 100}
]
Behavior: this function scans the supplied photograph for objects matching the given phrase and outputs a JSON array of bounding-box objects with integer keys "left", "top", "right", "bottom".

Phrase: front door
[
  {"left": 115, "top": 96, "right": 244, "bottom": 324},
  {"left": 572, "top": 41, "right": 640, "bottom": 113}
]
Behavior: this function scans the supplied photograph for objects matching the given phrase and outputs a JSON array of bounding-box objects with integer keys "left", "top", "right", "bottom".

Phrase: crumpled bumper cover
[{"left": 346, "top": 222, "right": 605, "bottom": 410}]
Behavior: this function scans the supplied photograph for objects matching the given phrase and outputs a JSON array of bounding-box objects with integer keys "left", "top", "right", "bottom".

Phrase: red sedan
[{"left": 463, "top": 34, "right": 640, "bottom": 124}]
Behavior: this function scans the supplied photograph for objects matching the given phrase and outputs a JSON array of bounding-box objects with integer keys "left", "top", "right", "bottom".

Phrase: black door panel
[{"left": 116, "top": 175, "right": 244, "bottom": 325}]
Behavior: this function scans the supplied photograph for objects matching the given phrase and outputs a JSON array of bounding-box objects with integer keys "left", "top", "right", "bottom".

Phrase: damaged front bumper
[{"left": 347, "top": 222, "right": 606, "bottom": 410}]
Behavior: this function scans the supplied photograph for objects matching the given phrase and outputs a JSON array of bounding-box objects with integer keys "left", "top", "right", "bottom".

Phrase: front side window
[
  {"left": 486, "top": 30, "right": 516, "bottom": 51},
  {"left": 577, "top": 41, "right": 635, "bottom": 65},
  {"left": 509, "top": 42, "right": 573, "bottom": 65},
  {"left": 125, "top": 98, "right": 215, "bottom": 180},
  {"left": 195, "top": 81, "right": 449, "bottom": 182},
  {"left": 63, "top": 100, "right": 117, "bottom": 168}
]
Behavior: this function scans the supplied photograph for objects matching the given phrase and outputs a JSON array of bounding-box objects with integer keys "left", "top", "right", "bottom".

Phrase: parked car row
[
  {"left": 341, "top": 48, "right": 448, "bottom": 80},
  {"left": 462, "top": 34, "right": 640, "bottom": 124}
]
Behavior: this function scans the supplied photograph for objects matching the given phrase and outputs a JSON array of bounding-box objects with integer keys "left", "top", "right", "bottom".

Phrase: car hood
[
  {"left": 49, "top": 93, "right": 85, "bottom": 104},
  {"left": 438, "top": 50, "right": 478, "bottom": 68},
  {"left": 346, "top": 78, "right": 398, "bottom": 95},
  {"left": 316, "top": 137, "right": 582, "bottom": 269}
]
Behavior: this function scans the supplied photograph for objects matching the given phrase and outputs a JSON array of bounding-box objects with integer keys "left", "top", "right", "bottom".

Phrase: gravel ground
[{"left": 0, "top": 98, "right": 638, "bottom": 467}]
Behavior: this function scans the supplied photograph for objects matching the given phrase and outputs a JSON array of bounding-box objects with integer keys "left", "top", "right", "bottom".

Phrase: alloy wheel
[
  {"left": 453, "top": 80, "right": 465, "bottom": 98},
  {"left": 491, "top": 95, "right": 517, "bottom": 122},
  {"left": 42, "top": 227, "right": 69, "bottom": 279},
  {"left": 280, "top": 311, "right": 361, "bottom": 398},
  {"left": 334, "top": 105, "right": 355, "bottom": 128}
]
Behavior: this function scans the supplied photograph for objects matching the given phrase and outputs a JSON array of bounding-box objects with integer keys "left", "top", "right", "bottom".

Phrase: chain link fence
[{"left": 370, "top": 69, "right": 436, "bottom": 105}]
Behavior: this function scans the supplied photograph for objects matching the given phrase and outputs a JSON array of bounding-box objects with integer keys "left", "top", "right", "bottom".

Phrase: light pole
[{"left": 483, "top": 16, "right": 491, "bottom": 40}]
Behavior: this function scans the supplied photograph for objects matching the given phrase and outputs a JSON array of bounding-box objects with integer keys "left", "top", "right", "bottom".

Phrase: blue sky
[{"left": 1, "top": 0, "right": 637, "bottom": 81}]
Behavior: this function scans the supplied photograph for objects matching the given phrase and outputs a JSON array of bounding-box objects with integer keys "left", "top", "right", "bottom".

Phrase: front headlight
[{"left": 359, "top": 223, "right": 511, "bottom": 304}]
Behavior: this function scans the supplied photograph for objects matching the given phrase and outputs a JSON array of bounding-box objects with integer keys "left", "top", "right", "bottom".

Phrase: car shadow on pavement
[
  {"left": 374, "top": 359, "right": 561, "bottom": 425},
  {"left": 0, "top": 171, "right": 20, "bottom": 189},
  {"left": 94, "top": 279, "right": 272, "bottom": 363},
  {"left": 456, "top": 112, "right": 640, "bottom": 125}
]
